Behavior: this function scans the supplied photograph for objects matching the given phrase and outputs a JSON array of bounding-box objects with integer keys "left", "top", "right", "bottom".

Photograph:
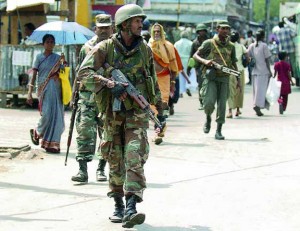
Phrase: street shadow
[
  {"left": 0, "top": 181, "right": 103, "bottom": 198},
  {"left": 0, "top": 215, "right": 67, "bottom": 222},
  {"left": 147, "top": 182, "right": 172, "bottom": 189},
  {"left": 225, "top": 137, "right": 271, "bottom": 142},
  {"left": 156, "top": 142, "right": 207, "bottom": 148},
  {"left": 130, "top": 224, "right": 212, "bottom": 231},
  {"left": 167, "top": 157, "right": 300, "bottom": 185}
]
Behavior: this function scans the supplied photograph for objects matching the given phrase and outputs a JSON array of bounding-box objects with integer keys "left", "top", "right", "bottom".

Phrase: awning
[
  {"left": 145, "top": 12, "right": 226, "bottom": 24},
  {"left": 6, "top": 0, "right": 55, "bottom": 12}
]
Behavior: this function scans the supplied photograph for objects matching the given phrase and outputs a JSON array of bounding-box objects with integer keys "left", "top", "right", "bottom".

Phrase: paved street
[{"left": 1, "top": 82, "right": 300, "bottom": 231}]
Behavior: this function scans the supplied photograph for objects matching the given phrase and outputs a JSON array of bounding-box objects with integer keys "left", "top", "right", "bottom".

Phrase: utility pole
[
  {"left": 176, "top": 0, "right": 180, "bottom": 29},
  {"left": 265, "top": 0, "right": 270, "bottom": 42}
]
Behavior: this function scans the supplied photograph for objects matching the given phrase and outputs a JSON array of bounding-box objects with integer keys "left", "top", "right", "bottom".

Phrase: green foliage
[{"left": 253, "top": 0, "right": 280, "bottom": 22}]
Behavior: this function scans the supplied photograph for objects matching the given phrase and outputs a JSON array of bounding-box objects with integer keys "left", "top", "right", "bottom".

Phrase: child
[{"left": 273, "top": 51, "right": 295, "bottom": 114}]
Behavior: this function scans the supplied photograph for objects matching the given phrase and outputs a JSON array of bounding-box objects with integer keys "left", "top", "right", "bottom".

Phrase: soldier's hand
[
  {"left": 110, "top": 82, "right": 128, "bottom": 100},
  {"left": 204, "top": 59, "right": 213, "bottom": 67}
]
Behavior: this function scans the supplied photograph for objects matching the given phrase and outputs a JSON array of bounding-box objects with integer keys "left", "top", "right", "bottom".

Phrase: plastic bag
[
  {"left": 59, "top": 66, "right": 72, "bottom": 105},
  {"left": 266, "top": 78, "right": 282, "bottom": 106}
]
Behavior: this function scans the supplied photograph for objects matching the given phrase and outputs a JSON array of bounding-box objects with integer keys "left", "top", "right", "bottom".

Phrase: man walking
[
  {"left": 77, "top": 4, "right": 162, "bottom": 228},
  {"left": 148, "top": 22, "right": 181, "bottom": 144},
  {"left": 187, "top": 23, "right": 209, "bottom": 110},
  {"left": 193, "top": 21, "right": 238, "bottom": 140},
  {"left": 71, "top": 14, "right": 113, "bottom": 184}
]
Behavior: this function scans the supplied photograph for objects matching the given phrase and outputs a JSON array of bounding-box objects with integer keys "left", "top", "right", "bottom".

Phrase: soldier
[
  {"left": 71, "top": 14, "right": 113, "bottom": 184},
  {"left": 193, "top": 21, "right": 238, "bottom": 140},
  {"left": 187, "top": 23, "right": 209, "bottom": 110},
  {"left": 77, "top": 4, "right": 162, "bottom": 228}
]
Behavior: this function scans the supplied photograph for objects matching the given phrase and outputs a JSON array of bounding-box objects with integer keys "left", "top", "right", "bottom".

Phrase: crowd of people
[{"left": 25, "top": 4, "right": 297, "bottom": 229}]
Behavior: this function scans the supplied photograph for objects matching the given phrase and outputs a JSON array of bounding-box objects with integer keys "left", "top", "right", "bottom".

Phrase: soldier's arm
[
  {"left": 77, "top": 42, "right": 108, "bottom": 93},
  {"left": 193, "top": 40, "right": 212, "bottom": 66}
]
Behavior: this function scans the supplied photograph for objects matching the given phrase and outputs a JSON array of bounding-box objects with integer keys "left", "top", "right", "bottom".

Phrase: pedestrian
[
  {"left": 227, "top": 31, "right": 248, "bottom": 118},
  {"left": 187, "top": 23, "right": 209, "bottom": 110},
  {"left": 275, "top": 19, "right": 298, "bottom": 86},
  {"left": 273, "top": 51, "right": 295, "bottom": 114},
  {"left": 27, "top": 34, "right": 66, "bottom": 153},
  {"left": 193, "top": 21, "right": 238, "bottom": 140},
  {"left": 247, "top": 29, "right": 272, "bottom": 116},
  {"left": 71, "top": 14, "right": 113, "bottom": 184},
  {"left": 77, "top": 4, "right": 162, "bottom": 228},
  {"left": 148, "top": 22, "right": 181, "bottom": 144},
  {"left": 20, "top": 22, "right": 37, "bottom": 45},
  {"left": 174, "top": 30, "right": 193, "bottom": 98},
  {"left": 244, "top": 30, "right": 256, "bottom": 85}
]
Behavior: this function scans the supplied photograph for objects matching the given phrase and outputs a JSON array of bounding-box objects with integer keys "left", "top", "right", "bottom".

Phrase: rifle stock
[{"left": 64, "top": 84, "right": 79, "bottom": 166}]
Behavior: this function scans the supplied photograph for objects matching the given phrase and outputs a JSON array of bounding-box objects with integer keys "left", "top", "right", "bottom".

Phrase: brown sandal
[{"left": 30, "top": 129, "right": 39, "bottom": 145}]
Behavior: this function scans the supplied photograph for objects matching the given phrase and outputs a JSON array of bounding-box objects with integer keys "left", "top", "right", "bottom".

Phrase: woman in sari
[{"left": 27, "top": 34, "right": 65, "bottom": 153}]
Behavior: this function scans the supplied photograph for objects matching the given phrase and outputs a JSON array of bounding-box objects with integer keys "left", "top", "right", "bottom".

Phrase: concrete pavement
[{"left": 1, "top": 83, "right": 300, "bottom": 231}]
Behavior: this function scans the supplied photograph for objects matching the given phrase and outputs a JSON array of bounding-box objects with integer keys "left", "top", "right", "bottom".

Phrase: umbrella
[{"left": 28, "top": 21, "right": 95, "bottom": 45}]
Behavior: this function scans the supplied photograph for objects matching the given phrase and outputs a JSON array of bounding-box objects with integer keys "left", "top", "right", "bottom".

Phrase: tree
[{"left": 253, "top": 0, "right": 280, "bottom": 22}]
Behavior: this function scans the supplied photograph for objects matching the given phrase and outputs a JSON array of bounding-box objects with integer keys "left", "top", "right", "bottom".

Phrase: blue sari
[{"left": 33, "top": 53, "right": 65, "bottom": 152}]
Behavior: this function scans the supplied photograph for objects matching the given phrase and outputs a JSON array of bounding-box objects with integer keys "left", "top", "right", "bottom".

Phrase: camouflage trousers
[
  {"left": 101, "top": 109, "right": 149, "bottom": 202},
  {"left": 75, "top": 91, "right": 104, "bottom": 162}
]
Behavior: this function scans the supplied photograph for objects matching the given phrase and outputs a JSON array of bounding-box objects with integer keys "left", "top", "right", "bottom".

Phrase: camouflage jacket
[{"left": 77, "top": 33, "right": 162, "bottom": 114}]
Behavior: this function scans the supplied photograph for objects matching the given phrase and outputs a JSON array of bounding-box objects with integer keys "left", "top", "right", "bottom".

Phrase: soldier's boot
[
  {"left": 215, "top": 123, "right": 225, "bottom": 140},
  {"left": 122, "top": 195, "right": 145, "bottom": 228},
  {"left": 203, "top": 115, "right": 211, "bottom": 134},
  {"left": 109, "top": 195, "right": 125, "bottom": 223},
  {"left": 96, "top": 159, "right": 107, "bottom": 181},
  {"left": 71, "top": 160, "right": 88, "bottom": 184}
]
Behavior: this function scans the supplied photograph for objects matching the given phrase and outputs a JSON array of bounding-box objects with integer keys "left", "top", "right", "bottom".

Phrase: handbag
[
  {"left": 266, "top": 77, "right": 282, "bottom": 106},
  {"left": 59, "top": 66, "right": 72, "bottom": 105},
  {"left": 242, "top": 54, "right": 248, "bottom": 67}
]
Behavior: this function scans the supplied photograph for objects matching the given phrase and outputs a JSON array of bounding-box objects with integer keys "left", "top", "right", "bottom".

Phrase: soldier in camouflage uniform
[
  {"left": 77, "top": 4, "right": 163, "bottom": 229},
  {"left": 71, "top": 14, "right": 113, "bottom": 184},
  {"left": 187, "top": 23, "right": 209, "bottom": 110},
  {"left": 193, "top": 21, "right": 238, "bottom": 140}
]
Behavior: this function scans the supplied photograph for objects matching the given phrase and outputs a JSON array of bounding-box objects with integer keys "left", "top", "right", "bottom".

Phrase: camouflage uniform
[
  {"left": 78, "top": 33, "right": 161, "bottom": 201},
  {"left": 72, "top": 14, "right": 113, "bottom": 183},
  {"left": 75, "top": 35, "right": 103, "bottom": 162}
]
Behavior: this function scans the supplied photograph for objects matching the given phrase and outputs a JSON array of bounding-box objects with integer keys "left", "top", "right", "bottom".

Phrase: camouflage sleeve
[
  {"left": 75, "top": 46, "right": 86, "bottom": 72},
  {"left": 77, "top": 41, "right": 109, "bottom": 93}
]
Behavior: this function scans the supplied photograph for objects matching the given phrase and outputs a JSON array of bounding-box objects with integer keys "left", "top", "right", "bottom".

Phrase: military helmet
[
  {"left": 196, "top": 23, "right": 208, "bottom": 32},
  {"left": 115, "top": 4, "right": 146, "bottom": 26}
]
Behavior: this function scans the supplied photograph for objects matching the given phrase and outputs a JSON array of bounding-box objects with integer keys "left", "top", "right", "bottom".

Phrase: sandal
[
  {"left": 30, "top": 129, "right": 39, "bottom": 145},
  {"left": 235, "top": 111, "right": 242, "bottom": 117},
  {"left": 226, "top": 113, "right": 233, "bottom": 119},
  {"left": 45, "top": 148, "right": 60, "bottom": 154}
]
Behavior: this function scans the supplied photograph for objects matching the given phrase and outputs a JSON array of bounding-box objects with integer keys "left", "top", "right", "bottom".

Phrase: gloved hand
[{"left": 110, "top": 82, "right": 127, "bottom": 99}]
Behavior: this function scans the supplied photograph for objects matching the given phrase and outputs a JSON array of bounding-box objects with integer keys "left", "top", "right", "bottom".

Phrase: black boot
[
  {"left": 122, "top": 195, "right": 145, "bottom": 228},
  {"left": 203, "top": 114, "right": 211, "bottom": 134},
  {"left": 109, "top": 195, "right": 125, "bottom": 223},
  {"left": 71, "top": 160, "right": 88, "bottom": 183},
  {"left": 215, "top": 123, "right": 225, "bottom": 140},
  {"left": 96, "top": 159, "right": 107, "bottom": 181}
]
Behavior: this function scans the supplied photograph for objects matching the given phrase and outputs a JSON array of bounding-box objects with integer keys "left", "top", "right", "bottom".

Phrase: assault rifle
[
  {"left": 64, "top": 79, "right": 79, "bottom": 166},
  {"left": 212, "top": 61, "right": 241, "bottom": 78},
  {"left": 95, "top": 63, "right": 162, "bottom": 130}
]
